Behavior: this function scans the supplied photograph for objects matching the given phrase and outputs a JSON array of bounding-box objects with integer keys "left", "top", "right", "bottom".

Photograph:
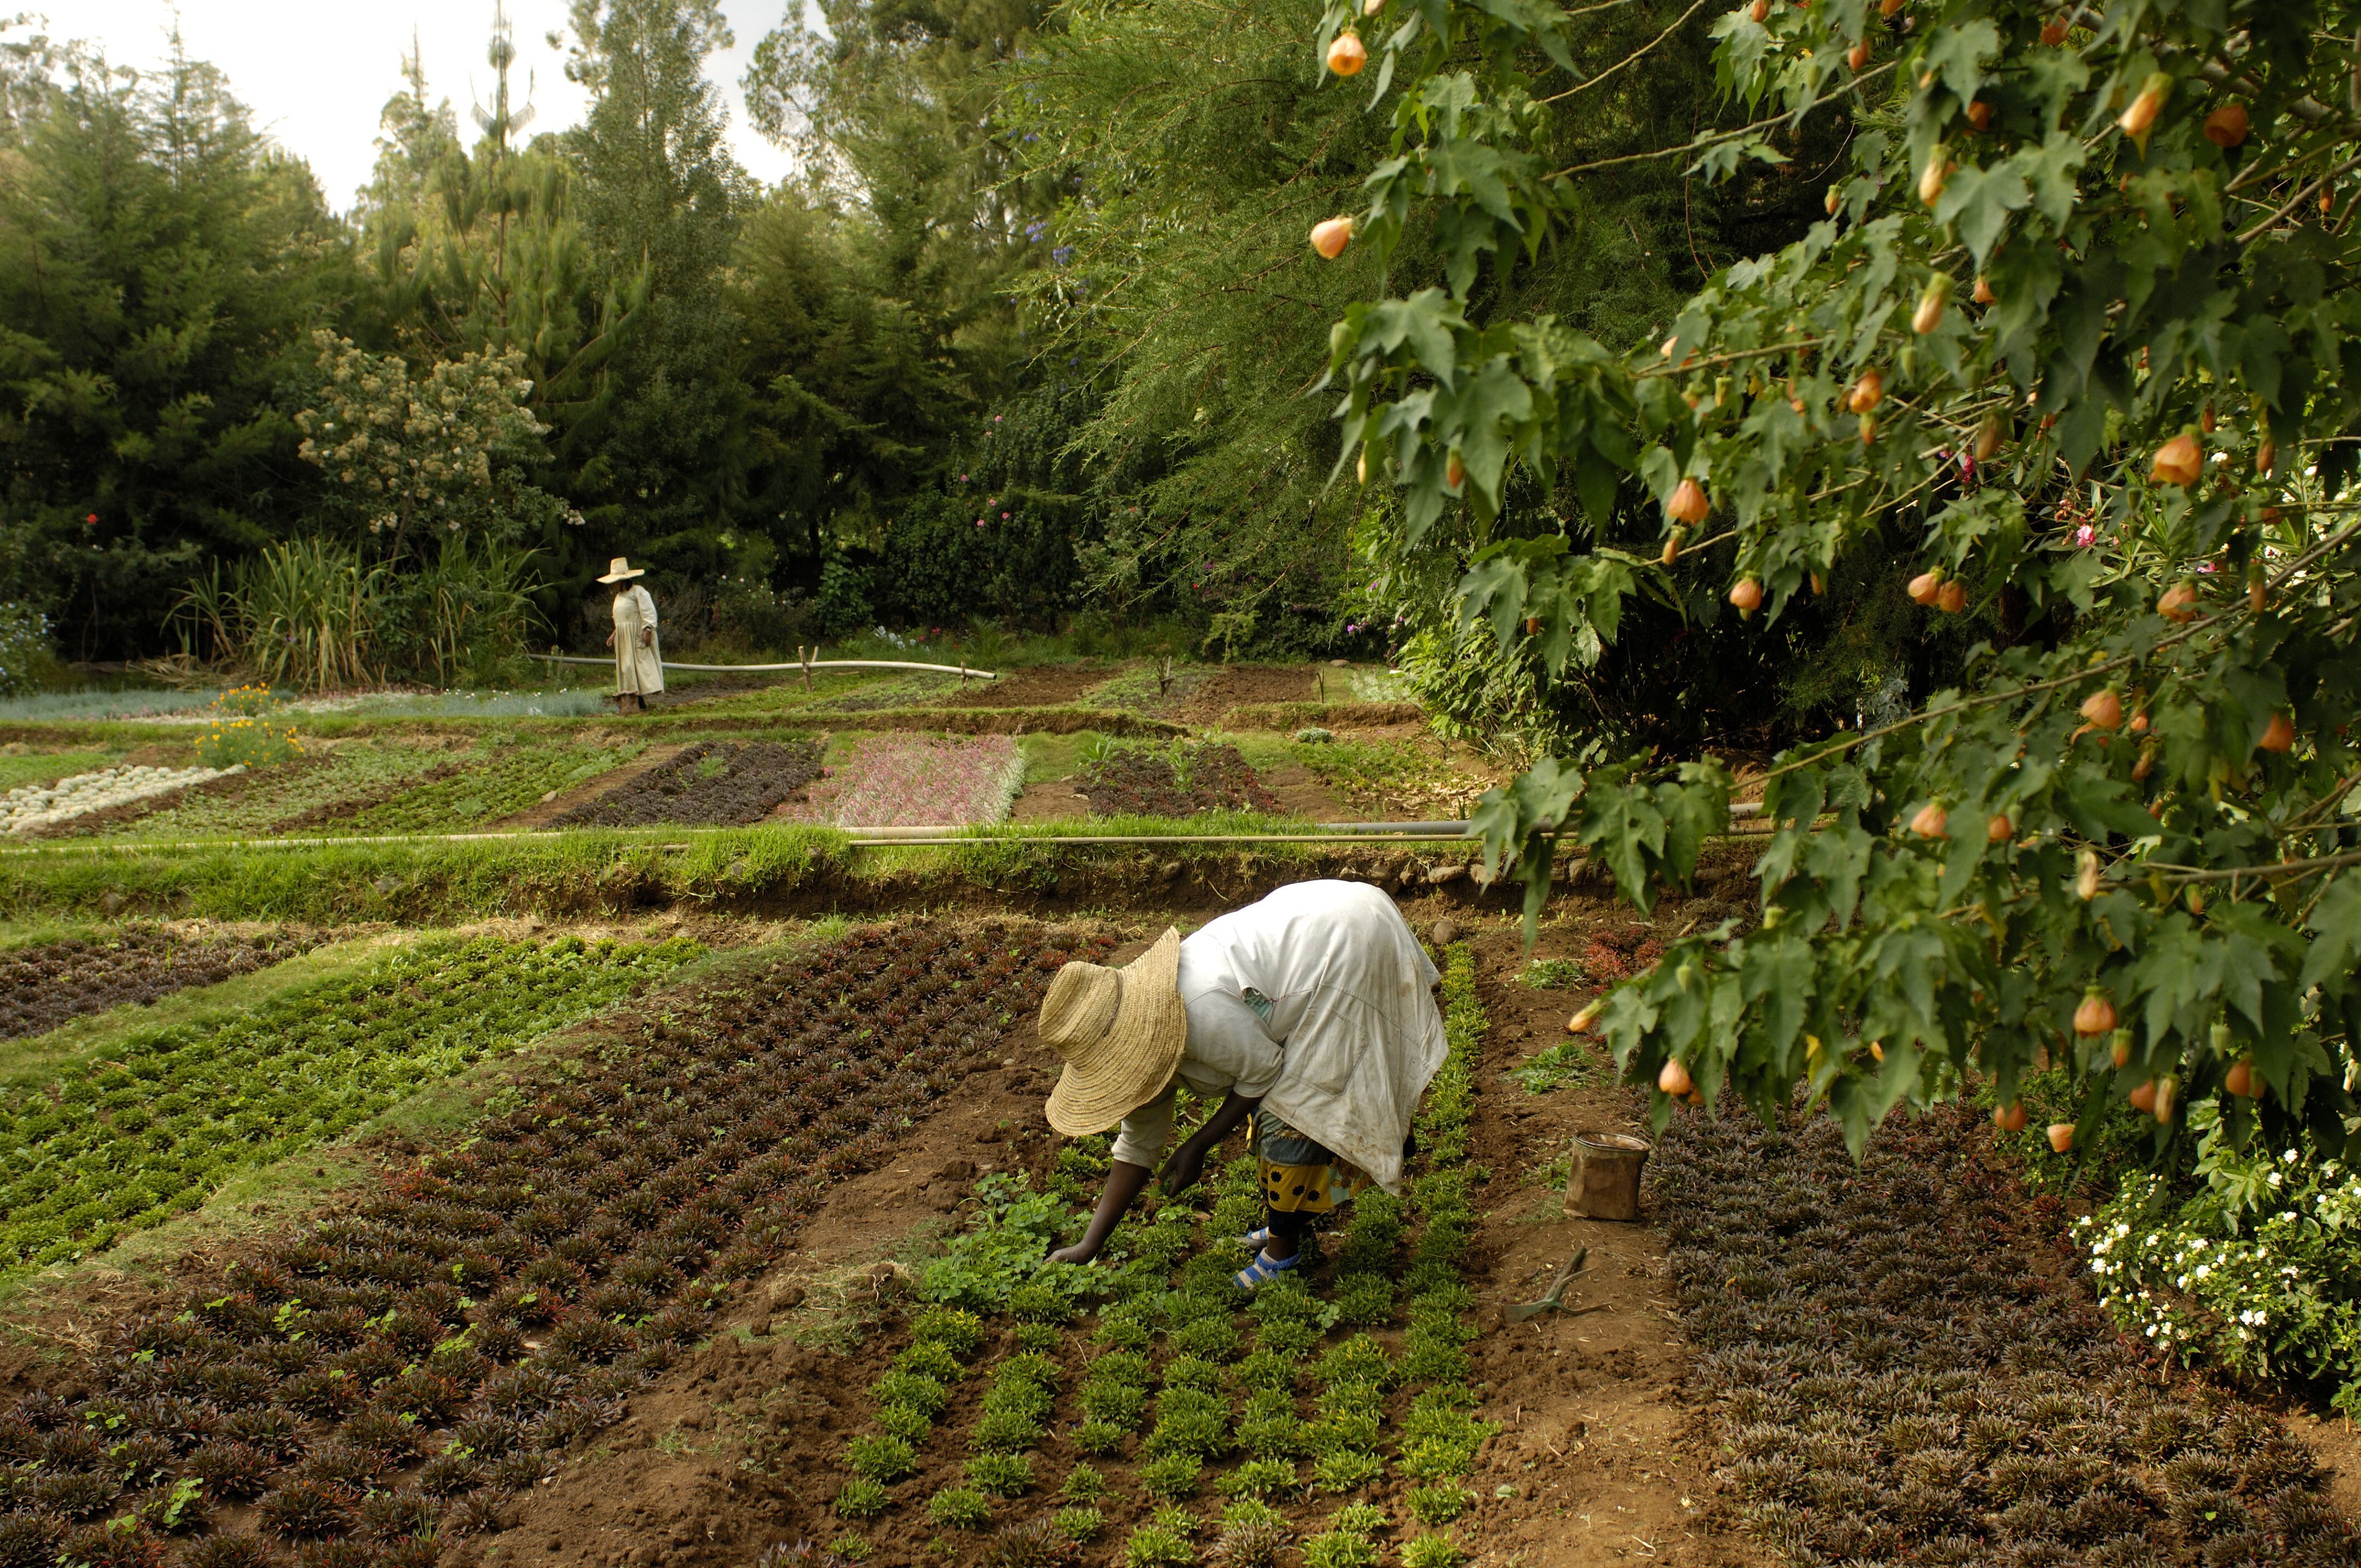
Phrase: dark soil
[
  {"left": 1177, "top": 665, "right": 1318, "bottom": 720},
  {"left": 0, "top": 920, "right": 1107, "bottom": 1566},
  {"left": 1076, "top": 743, "right": 1280, "bottom": 818},
  {"left": 554, "top": 742, "right": 824, "bottom": 829},
  {"left": 0, "top": 926, "right": 323, "bottom": 1041},
  {"left": 939, "top": 665, "right": 1113, "bottom": 709}
]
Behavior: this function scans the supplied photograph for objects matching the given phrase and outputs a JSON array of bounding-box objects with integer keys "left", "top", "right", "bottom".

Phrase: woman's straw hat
[
  {"left": 597, "top": 557, "right": 646, "bottom": 584},
  {"left": 1040, "top": 928, "right": 1187, "bottom": 1136}
]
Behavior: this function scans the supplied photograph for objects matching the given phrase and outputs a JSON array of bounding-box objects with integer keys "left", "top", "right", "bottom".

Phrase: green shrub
[
  {"left": 1010, "top": 1282, "right": 1079, "bottom": 1325},
  {"left": 844, "top": 1434, "right": 916, "bottom": 1483},
  {"left": 1333, "top": 1276, "right": 1396, "bottom": 1329},
  {"left": 1144, "top": 1388, "right": 1233, "bottom": 1460},
  {"left": 1210, "top": 1192, "right": 1263, "bottom": 1237},
  {"left": 1401, "top": 1534, "right": 1467, "bottom": 1568},
  {"left": 1409, "top": 1282, "right": 1477, "bottom": 1317},
  {"left": 926, "top": 1484, "right": 993, "bottom": 1529},
  {"left": 1301, "top": 1532, "right": 1379, "bottom": 1568},
  {"left": 1397, "top": 1337, "right": 1470, "bottom": 1384},
  {"left": 1088, "top": 1349, "right": 1153, "bottom": 1387},
  {"left": 1168, "top": 1314, "right": 1241, "bottom": 1362},
  {"left": 1000, "top": 1351, "right": 1062, "bottom": 1389},
  {"left": 0, "top": 602, "right": 52, "bottom": 696},
  {"left": 1123, "top": 1523, "right": 1192, "bottom": 1568},
  {"left": 1252, "top": 1315, "right": 1325, "bottom": 1358},
  {"left": 1405, "top": 1486, "right": 1475, "bottom": 1527},
  {"left": 1152, "top": 1504, "right": 1198, "bottom": 1537},
  {"left": 1073, "top": 1420, "right": 1127, "bottom": 1456},
  {"left": 1215, "top": 1457, "right": 1297, "bottom": 1499},
  {"left": 1078, "top": 1381, "right": 1150, "bottom": 1429},
  {"left": 1158, "top": 1355, "right": 1224, "bottom": 1392},
  {"left": 911, "top": 1308, "right": 987, "bottom": 1359},
  {"left": 1238, "top": 1389, "right": 1309, "bottom": 1461},
  {"left": 969, "top": 1409, "right": 1046, "bottom": 1453},
  {"left": 826, "top": 1534, "right": 874, "bottom": 1561},
  {"left": 867, "top": 1370, "right": 948, "bottom": 1419},
  {"left": 1095, "top": 1312, "right": 1154, "bottom": 1351},
  {"left": 1248, "top": 1276, "right": 1328, "bottom": 1322},
  {"left": 1138, "top": 1452, "right": 1204, "bottom": 1500},
  {"left": 834, "top": 1478, "right": 889, "bottom": 1520},
  {"left": 894, "top": 1340, "right": 966, "bottom": 1382},
  {"left": 1233, "top": 1350, "right": 1299, "bottom": 1392},
  {"left": 1331, "top": 1505, "right": 1386, "bottom": 1537},
  {"left": 1312, "top": 1450, "right": 1386, "bottom": 1493},
  {"left": 196, "top": 716, "right": 304, "bottom": 770},
  {"left": 1053, "top": 1506, "right": 1107, "bottom": 1543},
  {"left": 1313, "top": 1336, "right": 1392, "bottom": 1390},
  {"left": 877, "top": 1402, "right": 933, "bottom": 1444},
  {"left": 1013, "top": 1321, "right": 1064, "bottom": 1354},
  {"left": 965, "top": 1451, "right": 1033, "bottom": 1497},
  {"left": 1060, "top": 1463, "right": 1108, "bottom": 1502},
  {"left": 1218, "top": 1498, "right": 1287, "bottom": 1533}
]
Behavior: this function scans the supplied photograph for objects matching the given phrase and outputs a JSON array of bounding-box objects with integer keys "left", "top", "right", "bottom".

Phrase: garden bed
[
  {"left": 787, "top": 734, "right": 1027, "bottom": 828},
  {"left": 1077, "top": 743, "right": 1280, "bottom": 818},
  {"left": 0, "top": 919, "right": 1106, "bottom": 1565},
  {"left": 553, "top": 741, "right": 823, "bottom": 829},
  {"left": 1658, "top": 1102, "right": 2361, "bottom": 1565},
  {"left": 0, "top": 925, "right": 324, "bottom": 1043}
]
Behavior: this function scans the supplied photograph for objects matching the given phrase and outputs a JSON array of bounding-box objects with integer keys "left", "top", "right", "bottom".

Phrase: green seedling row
[
  {"left": 328, "top": 742, "right": 641, "bottom": 833},
  {"left": 825, "top": 941, "right": 1496, "bottom": 1562},
  {"left": 0, "top": 933, "right": 699, "bottom": 1268}
]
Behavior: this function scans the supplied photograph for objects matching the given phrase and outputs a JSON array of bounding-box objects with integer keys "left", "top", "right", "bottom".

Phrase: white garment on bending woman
[
  {"left": 612, "top": 585, "right": 664, "bottom": 695},
  {"left": 1107, "top": 879, "right": 1447, "bottom": 1193}
]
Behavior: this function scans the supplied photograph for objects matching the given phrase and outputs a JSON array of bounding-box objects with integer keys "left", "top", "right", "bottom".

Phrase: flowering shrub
[
  {"left": 2079, "top": 1123, "right": 2361, "bottom": 1411},
  {"left": 194, "top": 716, "right": 303, "bottom": 770},
  {"left": 0, "top": 602, "right": 51, "bottom": 696}
]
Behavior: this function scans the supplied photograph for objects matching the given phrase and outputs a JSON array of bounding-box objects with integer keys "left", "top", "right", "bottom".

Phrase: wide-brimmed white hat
[
  {"left": 1040, "top": 928, "right": 1188, "bottom": 1136},
  {"left": 597, "top": 557, "right": 645, "bottom": 584}
]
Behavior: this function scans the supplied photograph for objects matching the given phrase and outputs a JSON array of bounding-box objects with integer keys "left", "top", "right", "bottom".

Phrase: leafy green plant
[
  {"left": 1401, "top": 1534, "right": 1467, "bottom": 1568},
  {"left": 868, "top": 1371, "right": 948, "bottom": 1420},
  {"left": 1310, "top": 1451, "right": 1385, "bottom": 1494},
  {"left": 1312, "top": 1337, "right": 1392, "bottom": 1392},
  {"left": 1216, "top": 1457, "right": 1298, "bottom": 1499},
  {"left": 1333, "top": 1276, "right": 1396, "bottom": 1330},
  {"left": 1516, "top": 958, "right": 1585, "bottom": 989},
  {"left": 916, "top": 1178, "right": 1091, "bottom": 1313},
  {"left": 834, "top": 1478, "right": 890, "bottom": 1520},
  {"left": 1167, "top": 1314, "right": 1241, "bottom": 1363},
  {"left": 1059, "top": 1464, "right": 1107, "bottom": 1502},
  {"left": 1122, "top": 1522, "right": 1192, "bottom": 1568},
  {"left": 1012, "top": 1321, "right": 1064, "bottom": 1354},
  {"left": 1072, "top": 1420, "right": 1126, "bottom": 1457},
  {"left": 1158, "top": 1356, "right": 1223, "bottom": 1393},
  {"left": 1144, "top": 1388, "right": 1232, "bottom": 1460},
  {"left": 895, "top": 1340, "right": 967, "bottom": 1383},
  {"left": 1009, "top": 1283, "right": 1078, "bottom": 1325},
  {"left": 877, "top": 1403, "right": 933, "bottom": 1444},
  {"left": 1138, "top": 1451, "right": 1205, "bottom": 1501},
  {"left": 1301, "top": 1532, "right": 1378, "bottom": 1568},
  {"left": 1233, "top": 1349, "right": 1299, "bottom": 1392},
  {"left": 844, "top": 1434, "right": 917, "bottom": 1484},
  {"left": 1405, "top": 1487, "right": 1474, "bottom": 1527},
  {"left": 966, "top": 1452, "right": 1033, "bottom": 1498},
  {"left": 911, "top": 1308, "right": 988, "bottom": 1359},
  {"left": 926, "top": 1484, "right": 993, "bottom": 1530},
  {"left": 1053, "top": 1506, "right": 1106, "bottom": 1544}
]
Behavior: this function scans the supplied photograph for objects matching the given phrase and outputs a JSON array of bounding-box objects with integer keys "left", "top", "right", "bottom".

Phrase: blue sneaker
[{"left": 1232, "top": 1248, "right": 1304, "bottom": 1292}]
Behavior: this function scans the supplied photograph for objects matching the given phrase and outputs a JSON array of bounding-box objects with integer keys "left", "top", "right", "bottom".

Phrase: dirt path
[{"left": 1452, "top": 919, "right": 1765, "bottom": 1567}]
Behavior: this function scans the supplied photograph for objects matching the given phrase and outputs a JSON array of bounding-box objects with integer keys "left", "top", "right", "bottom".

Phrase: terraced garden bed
[
  {"left": 784, "top": 944, "right": 1492, "bottom": 1565},
  {"left": 291, "top": 743, "right": 643, "bottom": 835},
  {"left": 0, "top": 920, "right": 1100, "bottom": 1565},
  {"left": 1077, "top": 742, "right": 1280, "bottom": 818},
  {"left": 789, "top": 734, "right": 1026, "bottom": 828},
  {"left": 1662, "top": 1103, "right": 2361, "bottom": 1565},
  {"left": 94, "top": 744, "right": 459, "bottom": 841},
  {"left": 0, "top": 926, "right": 323, "bottom": 1042},
  {"left": 0, "top": 935, "right": 699, "bottom": 1268},
  {"left": 554, "top": 741, "right": 822, "bottom": 829}
]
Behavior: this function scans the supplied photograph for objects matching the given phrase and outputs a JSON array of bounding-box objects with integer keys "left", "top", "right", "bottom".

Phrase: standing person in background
[
  {"left": 1036, "top": 880, "right": 1446, "bottom": 1289},
  {"left": 600, "top": 558, "right": 663, "bottom": 712}
]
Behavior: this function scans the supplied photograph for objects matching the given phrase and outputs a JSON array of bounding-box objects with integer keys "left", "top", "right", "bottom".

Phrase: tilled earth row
[
  {"left": 1660, "top": 1103, "right": 2361, "bottom": 1567},
  {"left": 553, "top": 742, "right": 823, "bottom": 829}
]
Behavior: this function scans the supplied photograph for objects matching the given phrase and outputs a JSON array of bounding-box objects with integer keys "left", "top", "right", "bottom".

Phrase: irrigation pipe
[
  {"left": 531, "top": 654, "right": 998, "bottom": 680},
  {"left": 0, "top": 806, "right": 1764, "bottom": 859}
]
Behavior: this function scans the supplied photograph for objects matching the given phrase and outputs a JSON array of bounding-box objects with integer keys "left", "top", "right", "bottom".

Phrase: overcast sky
[{"left": 46, "top": 1, "right": 801, "bottom": 210}]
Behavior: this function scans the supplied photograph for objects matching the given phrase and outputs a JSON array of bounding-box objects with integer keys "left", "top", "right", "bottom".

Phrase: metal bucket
[{"left": 1566, "top": 1130, "right": 1652, "bottom": 1221}]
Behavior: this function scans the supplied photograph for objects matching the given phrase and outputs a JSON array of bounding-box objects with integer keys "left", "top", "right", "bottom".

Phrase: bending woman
[{"left": 1037, "top": 879, "right": 1446, "bottom": 1289}]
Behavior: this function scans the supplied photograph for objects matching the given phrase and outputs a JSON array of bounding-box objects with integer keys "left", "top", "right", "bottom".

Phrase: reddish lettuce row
[
  {"left": 0, "top": 926, "right": 323, "bottom": 1043},
  {"left": 0, "top": 920, "right": 1111, "bottom": 1566},
  {"left": 1660, "top": 1104, "right": 2357, "bottom": 1565}
]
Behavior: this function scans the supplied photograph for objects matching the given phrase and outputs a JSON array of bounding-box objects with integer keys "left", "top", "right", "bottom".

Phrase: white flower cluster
[{"left": 1, "top": 765, "right": 243, "bottom": 836}]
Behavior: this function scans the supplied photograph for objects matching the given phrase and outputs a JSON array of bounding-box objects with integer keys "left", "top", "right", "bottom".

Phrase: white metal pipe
[{"left": 530, "top": 654, "right": 997, "bottom": 679}]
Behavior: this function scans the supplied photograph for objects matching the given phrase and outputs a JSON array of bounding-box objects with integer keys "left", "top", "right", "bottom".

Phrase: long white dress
[
  {"left": 612, "top": 585, "right": 663, "bottom": 696},
  {"left": 1108, "top": 880, "right": 1447, "bottom": 1193}
]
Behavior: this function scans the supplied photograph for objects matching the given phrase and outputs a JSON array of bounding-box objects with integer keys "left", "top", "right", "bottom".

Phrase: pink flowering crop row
[{"left": 786, "top": 734, "right": 1025, "bottom": 828}]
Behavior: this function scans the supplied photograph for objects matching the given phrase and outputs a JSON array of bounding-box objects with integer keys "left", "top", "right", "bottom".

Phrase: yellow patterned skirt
[{"left": 1251, "top": 1108, "right": 1373, "bottom": 1215}]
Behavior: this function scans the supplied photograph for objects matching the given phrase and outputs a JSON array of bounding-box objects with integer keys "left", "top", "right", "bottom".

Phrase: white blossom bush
[
  {"left": 2079, "top": 1112, "right": 2361, "bottom": 1412},
  {"left": 0, "top": 602, "right": 52, "bottom": 696},
  {"left": 1, "top": 765, "right": 242, "bottom": 836}
]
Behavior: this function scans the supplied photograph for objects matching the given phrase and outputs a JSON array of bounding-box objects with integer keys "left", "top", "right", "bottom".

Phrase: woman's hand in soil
[
  {"left": 1161, "top": 1091, "right": 1259, "bottom": 1197},
  {"left": 1044, "top": 1240, "right": 1098, "bottom": 1267},
  {"left": 1158, "top": 1146, "right": 1207, "bottom": 1197}
]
